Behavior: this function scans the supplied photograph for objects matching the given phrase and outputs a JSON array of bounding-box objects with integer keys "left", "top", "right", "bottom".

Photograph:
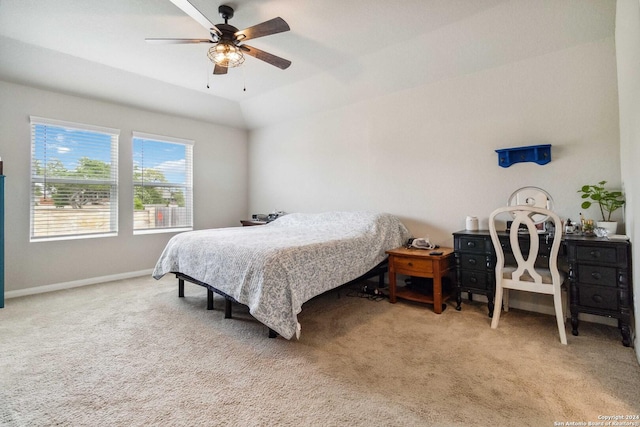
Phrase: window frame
[
  {"left": 132, "top": 131, "right": 194, "bottom": 235},
  {"left": 29, "top": 116, "right": 120, "bottom": 242}
]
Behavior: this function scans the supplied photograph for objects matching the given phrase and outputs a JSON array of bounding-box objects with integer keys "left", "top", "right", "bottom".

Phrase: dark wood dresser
[
  {"left": 452, "top": 230, "right": 496, "bottom": 316},
  {"left": 565, "top": 236, "right": 632, "bottom": 346},
  {"left": 453, "top": 230, "right": 633, "bottom": 346}
]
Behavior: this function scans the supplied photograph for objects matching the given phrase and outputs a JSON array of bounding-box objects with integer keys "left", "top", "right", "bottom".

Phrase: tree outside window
[{"left": 132, "top": 133, "right": 193, "bottom": 233}]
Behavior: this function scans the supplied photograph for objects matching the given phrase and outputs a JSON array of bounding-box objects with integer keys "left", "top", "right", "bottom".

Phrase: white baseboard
[{"left": 5, "top": 269, "right": 154, "bottom": 299}]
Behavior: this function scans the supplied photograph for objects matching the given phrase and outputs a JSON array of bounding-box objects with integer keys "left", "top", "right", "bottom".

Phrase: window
[
  {"left": 30, "top": 117, "right": 119, "bottom": 242},
  {"left": 132, "top": 132, "right": 193, "bottom": 234}
]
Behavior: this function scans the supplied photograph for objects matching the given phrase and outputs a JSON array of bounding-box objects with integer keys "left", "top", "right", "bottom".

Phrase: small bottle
[{"left": 565, "top": 219, "right": 574, "bottom": 234}]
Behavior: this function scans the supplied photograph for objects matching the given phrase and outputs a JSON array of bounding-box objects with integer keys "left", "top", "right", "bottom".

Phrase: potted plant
[{"left": 578, "top": 180, "right": 625, "bottom": 234}]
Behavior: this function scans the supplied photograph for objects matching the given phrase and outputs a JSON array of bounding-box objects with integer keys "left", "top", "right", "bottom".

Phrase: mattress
[{"left": 152, "top": 211, "right": 411, "bottom": 338}]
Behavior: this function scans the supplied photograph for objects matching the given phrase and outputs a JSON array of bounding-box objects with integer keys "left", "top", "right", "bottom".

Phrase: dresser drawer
[
  {"left": 576, "top": 245, "right": 619, "bottom": 264},
  {"left": 458, "top": 236, "right": 487, "bottom": 254},
  {"left": 500, "top": 238, "right": 552, "bottom": 257},
  {"left": 460, "top": 253, "right": 486, "bottom": 270},
  {"left": 578, "top": 284, "right": 618, "bottom": 311},
  {"left": 460, "top": 270, "right": 489, "bottom": 291},
  {"left": 392, "top": 256, "right": 433, "bottom": 276},
  {"left": 578, "top": 265, "right": 617, "bottom": 287}
]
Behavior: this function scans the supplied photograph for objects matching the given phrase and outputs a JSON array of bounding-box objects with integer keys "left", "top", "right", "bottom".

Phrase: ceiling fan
[{"left": 147, "top": 0, "right": 291, "bottom": 75}]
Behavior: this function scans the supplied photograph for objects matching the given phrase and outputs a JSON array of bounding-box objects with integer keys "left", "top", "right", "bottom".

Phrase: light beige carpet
[{"left": 0, "top": 275, "right": 638, "bottom": 426}]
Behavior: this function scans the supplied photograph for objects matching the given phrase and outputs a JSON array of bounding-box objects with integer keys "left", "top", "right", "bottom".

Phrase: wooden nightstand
[
  {"left": 386, "top": 247, "right": 455, "bottom": 314},
  {"left": 240, "top": 220, "right": 267, "bottom": 226}
]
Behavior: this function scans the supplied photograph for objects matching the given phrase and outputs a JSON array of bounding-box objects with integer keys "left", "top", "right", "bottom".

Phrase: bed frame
[{"left": 174, "top": 259, "right": 389, "bottom": 338}]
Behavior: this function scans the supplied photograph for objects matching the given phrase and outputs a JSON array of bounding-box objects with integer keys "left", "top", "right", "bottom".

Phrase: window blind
[
  {"left": 30, "top": 116, "right": 119, "bottom": 241},
  {"left": 132, "top": 132, "right": 193, "bottom": 234}
]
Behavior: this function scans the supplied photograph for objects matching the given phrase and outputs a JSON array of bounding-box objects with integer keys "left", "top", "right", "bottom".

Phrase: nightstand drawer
[
  {"left": 578, "top": 284, "right": 618, "bottom": 311},
  {"left": 460, "top": 270, "right": 489, "bottom": 290},
  {"left": 578, "top": 265, "right": 617, "bottom": 287},
  {"left": 392, "top": 257, "right": 434, "bottom": 275},
  {"left": 460, "top": 253, "right": 486, "bottom": 270},
  {"left": 576, "top": 245, "right": 619, "bottom": 264}
]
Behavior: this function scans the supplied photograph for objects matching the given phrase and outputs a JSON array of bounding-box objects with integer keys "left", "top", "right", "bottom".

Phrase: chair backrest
[{"left": 489, "top": 205, "right": 563, "bottom": 284}]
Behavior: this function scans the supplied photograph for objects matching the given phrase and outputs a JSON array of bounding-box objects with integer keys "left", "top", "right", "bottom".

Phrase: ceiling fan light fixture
[
  {"left": 149, "top": 2, "right": 290, "bottom": 73},
  {"left": 208, "top": 42, "right": 245, "bottom": 68}
]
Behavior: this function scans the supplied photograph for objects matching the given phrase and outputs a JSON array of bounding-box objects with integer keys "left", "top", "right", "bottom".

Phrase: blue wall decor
[{"left": 495, "top": 144, "right": 551, "bottom": 168}]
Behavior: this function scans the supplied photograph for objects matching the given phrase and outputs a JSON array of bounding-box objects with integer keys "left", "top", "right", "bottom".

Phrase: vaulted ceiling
[{"left": 0, "top": 0, "right": 615, "bottom": 129}]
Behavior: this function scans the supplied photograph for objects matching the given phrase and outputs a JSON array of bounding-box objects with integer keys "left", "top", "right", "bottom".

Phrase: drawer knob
[
  {"left": 592, "top": 294, "right": 603, "bottom": 304},
  {"left": 591, "top": 271, "right": 602, "bottom": 280},
  {"left": 470, "top": 276, "right": 477, "bottom": 284},
  {"left": 590, "top": 250, "right": 601, "bottom": 258},
  {"left": 467, "top": 241, "right": 476, "bottom": 248},
  {"left": 468, "top": 258, "right": 477, "bottom": 265},
  {"left": 408, "top": 262, "right": 413, "bottom": 267}
]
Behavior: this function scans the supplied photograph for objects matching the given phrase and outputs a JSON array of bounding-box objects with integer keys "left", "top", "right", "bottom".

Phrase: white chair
[{"left": 489, "top": 205, "right": 567, "bottom": 345}]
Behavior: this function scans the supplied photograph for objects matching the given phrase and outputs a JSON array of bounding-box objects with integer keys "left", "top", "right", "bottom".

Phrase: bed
[{"left": 152, "top": 211, "right": 411, "bottom": 339}]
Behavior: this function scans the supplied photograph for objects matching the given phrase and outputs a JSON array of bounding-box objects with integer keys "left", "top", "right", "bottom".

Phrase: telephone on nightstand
[
  {"left": 252, "top": 210, "right": 286, "bottom": 222},
  {"left": 407, "top": 237, "right": 436, "bottom": 250},
  {"left": 267, "top": 210, "right": 285, "bottom": 221}
]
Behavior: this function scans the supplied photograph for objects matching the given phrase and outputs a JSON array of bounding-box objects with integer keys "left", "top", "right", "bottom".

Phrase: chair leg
[
  {"left": 503, "top": 289, "right": 510, "bottom": 312},
  {"left": 491, "top": 285, "right": 504, "bottom": 329},
  {"left": 553, "top": 292, "right": 568, "bottom": 345}
]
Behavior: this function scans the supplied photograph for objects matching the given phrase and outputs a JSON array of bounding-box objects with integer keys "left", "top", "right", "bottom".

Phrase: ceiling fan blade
[
  {"left": 235, "top": 17, "right": 290, "bottom": 42},
  {"left": 213, "top": 64, "right": 228, "bottom": 75},
  {"left": 240, "top": 45, "right": 291, "bottom": 70},
  {"left": 145, "top": 38, "right": 212, "bottom": 44},
  {"left": 169, "top": 0, "right": 222, "bottom": 37}
]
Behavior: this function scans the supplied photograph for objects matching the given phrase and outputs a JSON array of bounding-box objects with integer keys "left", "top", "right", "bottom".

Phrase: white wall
[
  {"left": 0, "top": 81, "right": 248, "bottom": 293},
  {"left": 249, "top": 38, "right": 620, "bottom": 246},
  {"left": 616, "top": 0, "right": 640, "bottom": 356}
]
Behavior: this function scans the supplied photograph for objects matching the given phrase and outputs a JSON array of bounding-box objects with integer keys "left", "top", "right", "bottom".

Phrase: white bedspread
[{"left": 152, "top": 211, "right": 410, "bottom": 339}]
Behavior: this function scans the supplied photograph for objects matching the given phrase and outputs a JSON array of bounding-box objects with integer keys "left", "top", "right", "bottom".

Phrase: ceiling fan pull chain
[
  {"left": 206, "top": 57, "right": 211, "bottom": 89},
  {"left": 242, "top": 67, "right": 246, "bottom": 92}
]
